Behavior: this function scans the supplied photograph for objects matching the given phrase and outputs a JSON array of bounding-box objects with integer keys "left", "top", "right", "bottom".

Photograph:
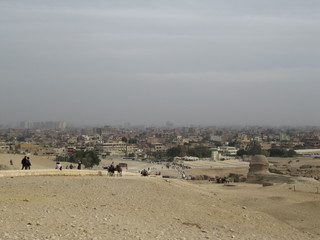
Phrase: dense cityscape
[{"left": 1, "top": 121, "right": 320, "bottom": 161}]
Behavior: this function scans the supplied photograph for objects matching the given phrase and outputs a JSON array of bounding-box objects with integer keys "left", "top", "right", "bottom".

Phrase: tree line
[
  {"left": 56, "top": 151, "right": 100, "bottom": 168},
  {"left": 147, "top": 145, "right": 211, "bottom": 160},
  {"left": 236, "top": 141, "right": 298, "bottom": 157}
]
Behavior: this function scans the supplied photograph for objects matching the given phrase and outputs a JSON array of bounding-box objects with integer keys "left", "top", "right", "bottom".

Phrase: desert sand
[
  {"left": 0, "top": 154, "right": 320, "bottom": 240},
  {"left": 0, "top": 154, "right": 57, "bottom": 170}
]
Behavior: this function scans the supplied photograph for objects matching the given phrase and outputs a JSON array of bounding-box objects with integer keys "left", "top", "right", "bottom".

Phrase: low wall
[{"left": 0, "top": 169, "right": 139, "bottom": 178}]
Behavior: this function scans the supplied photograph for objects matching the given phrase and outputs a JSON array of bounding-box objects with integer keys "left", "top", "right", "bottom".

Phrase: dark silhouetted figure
[
  {"left": 26, "top": 157, "right": 31, "bottom": 170},
  {"left": 116, "top": 164, "right": 122, "bottom": 177},
  {"left": 21, "top": 156, "right": 27, "bottom": 170},
  {"left": 141, "top": 169, "right": 148, "bottom": 176},
  {"left": 77, "top": 161, "right": 82, "bottom": 170},
  {"left": 108, "top": 164, "right": 115, "bottom": 176}
]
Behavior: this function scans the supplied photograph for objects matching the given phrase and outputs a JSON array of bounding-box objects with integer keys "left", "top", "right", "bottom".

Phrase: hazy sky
[{"left": 1, "top": 0, "right": 319, "bottom": 126}]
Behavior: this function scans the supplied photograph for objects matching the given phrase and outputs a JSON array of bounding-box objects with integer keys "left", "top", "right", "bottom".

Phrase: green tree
[
  {"left": 294, "top": 145, "right": 305, "bottom": 150},
  {"left": 287, "top": 149, "right": 298, "bottom": 157},
  {"left": 150, "top": 150, "right": 167, "bottom": 160},
  {"left": 58, "top": 151, "right": 100, "bottom": 168},
  {"left": 167, "top": 146, "right": 187, "bottom": 158},
  {"left": 237, "top": 149, "right": 247, "bottom": 157},
  {"left": 268, "top": 148, "right": 286, "bottom": 157},
  {"left": 268, "top": 148, "right": 298, "bottom": 157},
  {"left": 187, "top": 146, "right": 211, "bottom": 158},
  {"left": 80, "top": 151, "right": 100, "bottom": 168},
  {"left": 55, "top": 155, "right": 69, "bottom": 162},
  {"left": 128, "top": 138, "right": 137, "bottom": 144}
]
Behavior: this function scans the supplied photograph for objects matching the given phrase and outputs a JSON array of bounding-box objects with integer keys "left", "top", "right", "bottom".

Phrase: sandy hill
[
  {"left": 0, "top": 154, "right": 56, "bottom": 170},
  {"left": 0, "top": 154, "right": 320, "bottom": 239},
  {"left": 0, "top": 176, "right": 319, "bottom": 239}
]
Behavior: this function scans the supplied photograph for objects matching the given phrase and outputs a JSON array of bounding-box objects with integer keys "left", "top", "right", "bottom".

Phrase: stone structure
[
  {"left": 246, "top": 155, "right": 269, "bottom": 183},
  {"left": 246, "top": 155, "right": 296, "bottom": 184}
]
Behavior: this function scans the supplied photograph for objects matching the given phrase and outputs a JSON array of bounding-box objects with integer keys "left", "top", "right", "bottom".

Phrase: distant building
[
  {"left": 97, "top": 141, "right": 127, "bottom": 156},
  {"left": 58, "top": 121, "right": 67, "bottom": 129},
  {"left": 152, "top": 143, "right": 166, "bottom": 151},
  {"left": 219, "top": 146, "right": 238, "bottom": 156},
  {"left": 19, "top": 121, "right": 67, "bottom": 130},
  {"left": 15, "top": 143, "right": 42, "bottom": 154},
  {"left": 211, "top": 149, "right": 221, "bottom": 161},
  {"left": 0, "top": 142, "right": 10, "bottom": 153},
  {"left": 295, "top": 149, "right": 320, "bottom": 156},
  {"left": 280, "top": 132, "right": 290, "bottom": 141},
  {"left": 20, "top": 121, "right": 31, "bottom": 129},
  {"left": 211, "top": 135, "right": 222, "bottom": 142},
  {"left": 303, "top": 138, "right": 320, "bottom": 148}
]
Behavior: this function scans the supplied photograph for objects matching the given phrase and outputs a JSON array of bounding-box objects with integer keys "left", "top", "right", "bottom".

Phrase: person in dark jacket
[
  {"left": 21, "top": 156, "right": 27, "bottom": 170},
  {"left": 77, "top": 161, "right": 82, "bottom": 170},
  {"left": 26, "top": 157, "right": 31, "bottom": 170}
]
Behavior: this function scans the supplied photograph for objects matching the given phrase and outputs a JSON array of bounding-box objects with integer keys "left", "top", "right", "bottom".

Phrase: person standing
[
  {"left": 26, "top": 157, "right": 31, "bottom": 170},
  {"left": 21, "top": 156, "right": 27, "bottom": 170},
  {"left": 77, "top": 161, "right": 82, "bottom": 170}
]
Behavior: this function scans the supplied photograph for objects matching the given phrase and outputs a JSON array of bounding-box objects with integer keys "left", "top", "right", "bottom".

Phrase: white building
[{"left": 211, "top": 150, "right": 221, "bottom": 161}]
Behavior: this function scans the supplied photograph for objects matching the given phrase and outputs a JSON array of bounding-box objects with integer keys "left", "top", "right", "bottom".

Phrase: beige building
[
  {"left": 219, "top": 146, "right": 238, "bottom": 156},
  {"left": 99, "top": 142, "right": 127, "bottom": 156},
  {"left": 0, "top": 142, "right": 10, "bottom": 153},
  {"left": 152, "top": 143, "right": 166, "bottom": 151},
  {"left": 15, "top": 143, "right": 42, "bottom": 154}
]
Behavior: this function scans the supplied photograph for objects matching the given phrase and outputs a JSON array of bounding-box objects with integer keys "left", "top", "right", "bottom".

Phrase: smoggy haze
[{"left": 0, "top": 0, "right": 319, "bottom": 126}]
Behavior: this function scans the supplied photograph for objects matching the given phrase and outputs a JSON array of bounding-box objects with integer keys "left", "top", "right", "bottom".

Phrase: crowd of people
[
  {"left": 55, "top": 161, "right": 81, "bottom": 170},
  {"left": 216, "top": 176, "right": 229, "bottom": 183},
  {"left": 20, "top": 155, "right": 83, "bottom": 171}
]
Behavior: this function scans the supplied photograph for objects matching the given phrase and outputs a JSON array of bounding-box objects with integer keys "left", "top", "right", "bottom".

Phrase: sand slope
[
  {"left": 0, "top": 175, "right": 319, "bottom": 240},
  {"left": 0, "top": 154, "right": 56, "bottom": 170},
  {"left": 1, "top": 154, "right": 320, "bottom": 239}
]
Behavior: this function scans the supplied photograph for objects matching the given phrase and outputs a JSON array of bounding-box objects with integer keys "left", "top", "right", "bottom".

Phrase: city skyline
[
  {"left": 1, "top": 120, "right": 320, "bottom": 129},
  {"left": 1, "top": 1, "right": 319, "bottom": 126}
]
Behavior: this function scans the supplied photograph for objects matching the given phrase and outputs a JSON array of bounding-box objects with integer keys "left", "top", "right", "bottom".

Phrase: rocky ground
[{"left": 268, "top": 156, "right": 320, "bottom": 178}]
